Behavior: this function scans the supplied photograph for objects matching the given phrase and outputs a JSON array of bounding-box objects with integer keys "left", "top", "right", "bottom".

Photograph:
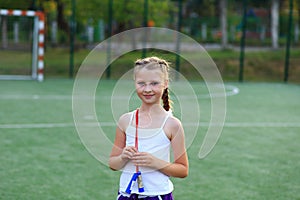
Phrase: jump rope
[{"left": 125, "top": 109, "right": 145, "bottom": 194}]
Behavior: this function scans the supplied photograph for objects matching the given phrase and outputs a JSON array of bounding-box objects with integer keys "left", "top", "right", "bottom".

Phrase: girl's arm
[
  {"left": 109, "top": 114, "right": 136, "bottom": 171},
  {"left": 131, "top": 117, "right": 189, "bottom": 178},
  {"left": 157, "top": 117, "right": 189, "bottom": 178}
]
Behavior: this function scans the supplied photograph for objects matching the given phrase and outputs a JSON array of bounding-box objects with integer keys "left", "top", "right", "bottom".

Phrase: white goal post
[{"left": 0, "top": 9, "right": 45, "bottom": 81}]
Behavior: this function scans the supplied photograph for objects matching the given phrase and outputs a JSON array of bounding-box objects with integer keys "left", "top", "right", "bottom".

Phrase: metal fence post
[
  {"left": 69, "top": 0, "right": 76, "bottom": 78},
  {"left": 106, "top": 0, "right": 113, "bottom": 79},
  {"left": 239, "top": 0, "right": 247, "bottom": 82},
  {"left": 142, "top": 0, "right": 148, "bottom": 58},
  {"left": 175, "top": 0, "right": 183, "bottom": 81},
  {"left": 284, "top": 0, "right": 293, "bottom": 83}
]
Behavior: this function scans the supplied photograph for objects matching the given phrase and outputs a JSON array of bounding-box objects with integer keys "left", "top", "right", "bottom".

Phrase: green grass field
[{"left": 0, "top": 79, "right": 299, "bottom": 199}]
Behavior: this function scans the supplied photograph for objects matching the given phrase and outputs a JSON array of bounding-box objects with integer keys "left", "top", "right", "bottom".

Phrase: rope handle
[
  {"left": 135, "top": 109, "right": 139, "bottom": 173},
  {"left": 125, "top": 109, "right": 144, "bottom": 194}
]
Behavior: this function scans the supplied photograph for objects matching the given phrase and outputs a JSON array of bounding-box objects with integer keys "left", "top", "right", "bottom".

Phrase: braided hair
[{"left": 134, "top": 57, "right": 172, "bottom": 111}]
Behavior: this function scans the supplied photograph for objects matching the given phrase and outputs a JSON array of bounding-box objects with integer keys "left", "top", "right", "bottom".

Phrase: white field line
[
  {"left": 0, "top": 122, "right": 300, "bottom": 129},
  {"left": 0, "top": 94, "right": 72, "bottom": 100},
  {"left": 0, "top": 85, "right": 239, "bottom": 100},
  {"left": 0, "top": 94, "right": 224, "bottom": 100}
]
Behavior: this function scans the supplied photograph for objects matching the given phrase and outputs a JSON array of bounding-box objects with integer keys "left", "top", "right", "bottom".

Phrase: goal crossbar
[{"left": 0, "top": 9, "right": 45, "bottom": 81}]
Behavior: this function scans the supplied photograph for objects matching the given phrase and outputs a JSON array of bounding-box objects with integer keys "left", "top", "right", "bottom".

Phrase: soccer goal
[{"left": 0, "top": 9, "right": 45, "bottom": 81}]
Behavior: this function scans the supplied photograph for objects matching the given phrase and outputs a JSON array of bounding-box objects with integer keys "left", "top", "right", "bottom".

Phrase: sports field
[{"left": 0, "top": 79, "right": 299, "bottom": 199}]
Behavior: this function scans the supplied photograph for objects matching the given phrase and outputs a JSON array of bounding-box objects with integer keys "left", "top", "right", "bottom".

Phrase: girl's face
[{"left": 135, "top": 68, "right": 167, "bottom": 106}]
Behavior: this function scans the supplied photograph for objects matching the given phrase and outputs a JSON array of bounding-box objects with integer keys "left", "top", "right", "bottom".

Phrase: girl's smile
[
  {"left": 135, "top": 68, "right": 167, "bottom": 106},
  {"left": 143, "top": 94, "right": 154, "bottom": 99}
]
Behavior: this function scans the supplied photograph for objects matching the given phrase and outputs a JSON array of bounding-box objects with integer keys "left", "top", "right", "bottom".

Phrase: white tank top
[{"left": 119, "top": 110, "right": 174, "bottom": 195}]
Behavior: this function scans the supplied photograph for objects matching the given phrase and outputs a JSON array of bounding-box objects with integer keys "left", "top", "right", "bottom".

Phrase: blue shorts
[{"left": 117, "top": 192, "right": 173, "bottom": 200}]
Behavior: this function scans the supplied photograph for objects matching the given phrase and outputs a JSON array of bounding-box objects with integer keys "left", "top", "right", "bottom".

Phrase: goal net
[{"left": 0, "top": 9, "right": 45, "bottom": 81}]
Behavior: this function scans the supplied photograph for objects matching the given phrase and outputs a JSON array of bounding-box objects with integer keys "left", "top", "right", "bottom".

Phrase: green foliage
[
  {"left": 0, "top": 0, "right": 176, "bottom": 29},
  {"left": 148, "top": 0, "right": 175, "bottom": 26},
  {"left": 75, "top": 0, "right": 106, "bottom": 25},
  {"left": 186, "top": 0, "right": 217, "bottom": 17},
  {"left": 0, "top": 0, "right": 30, "bottom": 9},
  {"left": 113, "top": 0, "right": 144, "bottom": 27},
  {"left": 108, "top": 0, "right": 175, "bottom": 28}
]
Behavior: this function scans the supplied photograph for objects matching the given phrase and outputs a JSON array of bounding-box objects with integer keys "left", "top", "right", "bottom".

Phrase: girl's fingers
[
  {"left": 122, "top": 146, "right": 137, "bottom": 159},
  {"left": 131, "top": 152, "right": 153, "bottom": 166},
  {"left": 126, "top": 146, "right": 137, "bottom": 153}
]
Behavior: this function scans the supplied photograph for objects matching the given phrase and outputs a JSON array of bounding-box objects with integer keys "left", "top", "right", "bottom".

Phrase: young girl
[{"left": 109, "top": 57, "right": 189, "bottom": 200}]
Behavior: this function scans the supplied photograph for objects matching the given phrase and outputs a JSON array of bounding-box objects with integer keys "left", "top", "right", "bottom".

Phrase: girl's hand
[
  {"left": 121, "top": 146, "right": 137, "bottom": 161},
  {"left": 131, "top": 152, "right": 157, "bottom": 169}
]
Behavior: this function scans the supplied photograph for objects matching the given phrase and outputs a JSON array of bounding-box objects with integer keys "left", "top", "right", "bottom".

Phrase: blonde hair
[{"left": 134, "top": 56, "right": 171, "bottom": 111}]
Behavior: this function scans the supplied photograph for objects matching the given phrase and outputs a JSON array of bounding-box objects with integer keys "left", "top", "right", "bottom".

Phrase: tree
[
  {"left": 55, "top": 0, "right": 69, "bottom": 34},
  {"left": 186, "top": 0, "right": 217, "bottom": 17},
  {"left": 112, "top": 0, "right": 173, "bottom": 33}
]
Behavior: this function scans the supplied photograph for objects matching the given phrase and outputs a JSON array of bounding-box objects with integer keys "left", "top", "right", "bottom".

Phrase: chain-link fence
[{"left": 1, "top": 0, "right": 300, "bottom": 82}]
